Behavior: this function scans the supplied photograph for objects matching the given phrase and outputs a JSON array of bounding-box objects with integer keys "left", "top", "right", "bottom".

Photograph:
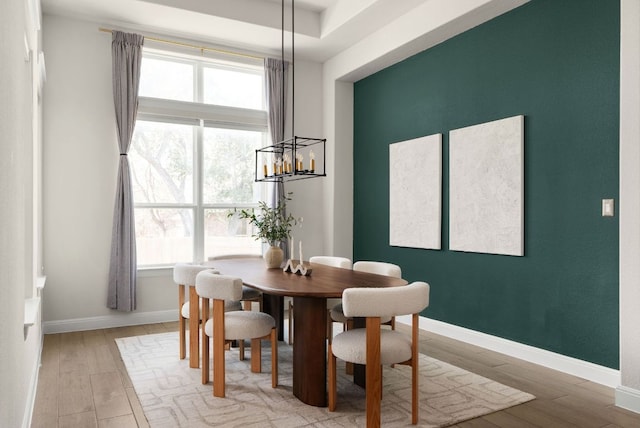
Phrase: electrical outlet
[{"left": 602, "top": 199, "right": 615, "bottom": 217}]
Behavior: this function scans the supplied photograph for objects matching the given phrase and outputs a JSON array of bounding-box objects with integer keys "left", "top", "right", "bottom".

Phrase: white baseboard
[
  {"left": 616, "top": 385, "right": 640, "bottom": 414},
  {"left": 396, "top": 315, "right": 621, "bottom": 388},
  {"left": 43, "top": 310, "right": 177, "bottom": 334},
  {"left": 23, "top": 330, "right": 43, "bottom": 428}
]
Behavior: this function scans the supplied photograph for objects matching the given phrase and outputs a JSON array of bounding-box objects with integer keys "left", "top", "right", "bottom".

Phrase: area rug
[{"left": 116, "top": 332, "right": 534, "bottom": 427}]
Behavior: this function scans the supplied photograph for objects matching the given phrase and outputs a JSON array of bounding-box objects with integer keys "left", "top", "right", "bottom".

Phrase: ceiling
[{"left": 40, "top": 0, "right": 479, "bottom": 62}]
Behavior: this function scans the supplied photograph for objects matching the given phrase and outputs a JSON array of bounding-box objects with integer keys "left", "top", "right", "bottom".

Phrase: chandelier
[{"left": 255, "top": 0, "right": 326, "bottom": 182}]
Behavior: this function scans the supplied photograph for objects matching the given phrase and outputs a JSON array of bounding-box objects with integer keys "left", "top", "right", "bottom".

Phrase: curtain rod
[{"left": 98, "top": 27, "right": 264, "bottom": 61}]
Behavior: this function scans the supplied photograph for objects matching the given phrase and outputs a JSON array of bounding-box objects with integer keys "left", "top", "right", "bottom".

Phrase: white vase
[{"left": 264, "top": 246, "right": 284, "bottom": 269}]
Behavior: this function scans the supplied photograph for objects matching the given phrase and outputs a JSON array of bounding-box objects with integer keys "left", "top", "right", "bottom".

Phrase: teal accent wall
[{"left": 353, "top": 0, "right": 620, "bottom": 368}]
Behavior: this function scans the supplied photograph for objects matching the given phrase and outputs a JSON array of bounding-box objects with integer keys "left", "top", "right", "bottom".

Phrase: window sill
[
  {"left": 137, "top": 266, "right": 173, "bottom": 278},
  {"left": 24, "top": 297, "right": 40, "bottom": 328}
]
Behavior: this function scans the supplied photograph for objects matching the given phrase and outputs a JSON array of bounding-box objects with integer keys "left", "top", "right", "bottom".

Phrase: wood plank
[
  {"left": 40, "top": 333, "right": 61, "bottom": 367},
  {"left": 480, "top": 407, "right": 540, "bottom": 428},
  {"left": 97, "top": 413, "right": 138, "bottom": 428},
  {"left": 527, "top": 396, "right": 608, "bottom": 427},
  {"left": 59, "top": 332, "right": 89, "bottom": 374},
  {"left": 58, "top": 411, "right": 98, "bottom": 428},
  {"left": 58, "top": 369, "right": 94, "bottom": 416},
  {"left": 454, "top": 417, "right": 500, "bottom": 427},
  {"left": 504, "top": 400, "right": 577, "bottom": 427},
  {"left": 125, "top": 386, "right": 149, "bottom": 428},
  {"left": 602, "top": 405, "right": 640, "bottom": 427},
  {"left": 82, "top": 330, "right": 107, "bottom": 347},
  {"left": 32, "top": 349, "right": 59, "bottom": 419},
  {"left": 86, "top": 343, "right": 117, "bottom": 374},
  {"left": 144, "top": 322, "right": 170, "bottom": 335},
  {"left": 90, "top": 371, "right": 132, "bottom": 420}
]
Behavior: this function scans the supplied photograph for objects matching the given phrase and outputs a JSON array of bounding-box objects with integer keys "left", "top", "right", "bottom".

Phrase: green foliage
[{"left": 233, "top": 195, "right": 296, "bottom": 246}]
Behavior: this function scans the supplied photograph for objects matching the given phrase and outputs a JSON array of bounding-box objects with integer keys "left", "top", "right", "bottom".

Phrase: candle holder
[{"left": 283, "top": 259, "right": 313, "bottom": 276}]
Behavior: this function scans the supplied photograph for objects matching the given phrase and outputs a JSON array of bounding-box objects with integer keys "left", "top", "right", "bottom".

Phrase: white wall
[
  {"left": 43, "top": 15, "right": 178, "bottom": 325},
  {"left": 42, "top": 14, "right": 325, "bottom": 330},
  {"left": 617, "top": 0, "right": 640, "bottom": 413},
  {"left": 284, "top": 59, "right": 326, "bottom": 259},
  {"left": 1, "top": 0, "right": 43, "bottom": 426}
]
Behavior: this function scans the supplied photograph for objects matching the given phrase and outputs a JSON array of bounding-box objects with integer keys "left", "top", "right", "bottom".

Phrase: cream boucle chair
[
  {"left": 207, "top": 254, "right": 263, "bottom": 312},
  {"left": 287, "top": 256, "right": 353, "bottom": 344},
  {"left": 329, "top": 261, "right": 402, "bottom": 375},
  {"left": 173, "top": 264, "right": 242, "bottom": 365},
  {"left": 328, "top": 281, "right": 430, "bottom": 426},
  {"left": 196, "top": 271, "right": 278, "bottom": 397},
  {"left": 330, "top": 261, "right": 402, "bottom": 328}
]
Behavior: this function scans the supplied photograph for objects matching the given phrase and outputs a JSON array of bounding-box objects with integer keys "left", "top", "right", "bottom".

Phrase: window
[{"left": 131, "top": 51, "right": 267, "bottom": 267}]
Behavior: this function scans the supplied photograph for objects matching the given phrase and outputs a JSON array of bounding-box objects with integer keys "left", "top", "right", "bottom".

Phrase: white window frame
[{"left": 134, "top": 51, "right": 268, "bottom": 271}]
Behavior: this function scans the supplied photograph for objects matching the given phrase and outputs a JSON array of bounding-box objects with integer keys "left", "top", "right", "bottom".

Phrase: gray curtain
[
  {"left": 264, "top": 57, "right": 290, "bottom": 257},
  {"left": 108, "top": 30, "right": 144, "bottom": 311}
]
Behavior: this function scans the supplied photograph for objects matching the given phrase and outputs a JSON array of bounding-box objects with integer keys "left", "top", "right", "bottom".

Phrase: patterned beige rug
[{"left": 116, "top": 332, "right": 534, "bottom": 427}]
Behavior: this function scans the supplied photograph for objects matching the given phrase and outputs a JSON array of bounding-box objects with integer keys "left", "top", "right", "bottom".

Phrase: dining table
[{"left": 203, "top": 257, "right": 408, "bottom": 407}]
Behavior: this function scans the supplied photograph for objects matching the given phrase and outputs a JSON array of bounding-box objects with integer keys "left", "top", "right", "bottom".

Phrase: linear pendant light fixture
[{"left": 255, "top": 0, "right": 326, "bottom": 182}]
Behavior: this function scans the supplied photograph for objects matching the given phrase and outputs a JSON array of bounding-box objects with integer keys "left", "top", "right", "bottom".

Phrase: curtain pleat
[
  {"left": 264, "top": 57, "right": 290, "bottom": 258},
  {"left": 107, "top": 30, "right": 144, "bottom": 311}
]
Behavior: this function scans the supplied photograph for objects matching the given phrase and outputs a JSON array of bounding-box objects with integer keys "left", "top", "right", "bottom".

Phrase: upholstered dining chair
[
  {"left": 196, "top": 271, "right": 278, "bottom": 397},
  {"left": 173, "top": 264, "right": 242, "bottom": 363},
  {"left": 328, "top": 281, "right": 430, "bottom": 426},
  {"left": 288, "top": 255, "right": 353, "bottom": 344},
  {"left": 207, "top": 254, "right": 263, "bottom": 312},
  {"left": 330, "top": 261, "right": 402, "bottom": 331}
]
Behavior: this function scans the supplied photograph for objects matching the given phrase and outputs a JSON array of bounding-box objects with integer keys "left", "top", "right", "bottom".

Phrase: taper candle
[
  {"left": 299, "top": 240, "right": 303, "bottom": 264},
  {"left": 290, "top": 237, "right": 294, "bottom": 261}
]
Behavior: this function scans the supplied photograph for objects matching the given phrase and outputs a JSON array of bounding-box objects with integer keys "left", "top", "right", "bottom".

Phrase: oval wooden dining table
[{"left": 204, "top": 257, "right": 408, "bottom": 407}]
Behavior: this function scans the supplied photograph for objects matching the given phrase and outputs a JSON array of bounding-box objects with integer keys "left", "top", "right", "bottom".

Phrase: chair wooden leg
[
  {"left": 243, "top": 300, "right": 252, "bottom": 311},
  {"left": 345, "top": 363, "right": 354, "bottom": 375},
  {"left": 328, "top": 344, "right": 337, "bottom": 411},
  {"left": 366, "top": 317, "right": 382, "bottom": 428},
  {"left": 271, "top": 328, "right": 278, "bottom": 388},
  {"left": 178, "top": 284, "right": 186, "bottom": 360},
  {"left": 201, "top": 298, "right": 210, "bottom": 385},
  {"left": 189, "top": 286, "right": 200, "bottom": 369},
  {"left": 390, "top": 316, "right": 397, "bottom": 368},
  {"left": 213, "top": 300, "right": 225, "bottom": 398},
  {"left": 251, "top": 338, "right": 262, "bottom": 373}
]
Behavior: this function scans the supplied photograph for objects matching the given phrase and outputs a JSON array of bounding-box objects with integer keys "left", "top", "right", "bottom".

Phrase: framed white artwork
[
  {"left": 449, "top": 115, "right": 524, "bottom": 256},
  {"left": 389, "top": 133, "right": 442, "bottom": 250}
]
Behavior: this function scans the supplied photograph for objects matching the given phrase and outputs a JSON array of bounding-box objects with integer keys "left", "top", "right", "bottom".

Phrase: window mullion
[{"left": 194, "top": 121, "right": 205, "bottom": 264}]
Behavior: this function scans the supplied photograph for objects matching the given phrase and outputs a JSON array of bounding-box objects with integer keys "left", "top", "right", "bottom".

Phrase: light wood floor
[{"left": 31, "top": 320, "right": 640, "bottom": 427}]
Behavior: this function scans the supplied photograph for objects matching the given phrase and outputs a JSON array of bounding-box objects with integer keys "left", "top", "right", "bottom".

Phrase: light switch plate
[{"left": 602, "top": 199, "right": 615, "bottom": 217}]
